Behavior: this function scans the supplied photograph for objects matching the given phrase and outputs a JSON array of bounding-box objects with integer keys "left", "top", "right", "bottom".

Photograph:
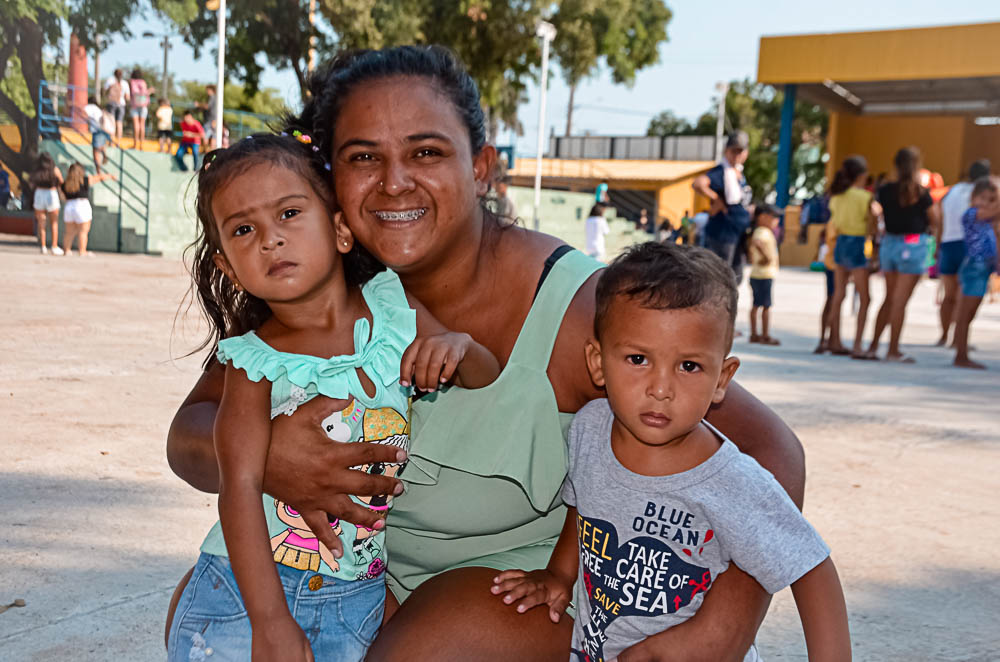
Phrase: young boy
[
  {"left": 155, "top": 98, "right": 174, "bottom": 154},
  {"left": 174, "top": 110, "right": 205, "bottom": 172},
  {"left": 492, "top": 242, "right": 850, "bottom": 662},
  {"left": 748, "top": 203, "right": 781, "bottom": 345},
  {"left": 953, "top": 176, "right": 1000, "bottom": 369}
]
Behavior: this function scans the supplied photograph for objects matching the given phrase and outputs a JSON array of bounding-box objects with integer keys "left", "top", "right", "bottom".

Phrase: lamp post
[
  {"left": 141, "top": 31, "right": 171, "bottom": 101},
  {"left": 532, "top": 20, "right": 556, "bottom": 233},
  {"left": 207, "top": 0, "right": 226, "bottom": 148}
]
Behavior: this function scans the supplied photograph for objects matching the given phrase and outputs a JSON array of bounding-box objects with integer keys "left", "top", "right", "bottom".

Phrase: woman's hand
[
  {"left": 252, "top": 616, "right": 314, "bottom": 662},
  {"left": 262, "top": 396, "right": 406, "bottom": 557},
  {"left": 399, "top": 332, "right": 476, "bottom": 392},
  {"left": 490, "top": 569, "right": 574, "bottom": 623}
]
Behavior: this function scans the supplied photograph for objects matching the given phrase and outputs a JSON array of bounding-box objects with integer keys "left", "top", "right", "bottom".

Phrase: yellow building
[{"left": 757, "top": 21, "right": 1000, "bottom": 265}]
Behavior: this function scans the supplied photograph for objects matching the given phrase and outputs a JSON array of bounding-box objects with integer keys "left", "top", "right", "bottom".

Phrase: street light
[
  {"left": 141, "top": 31, "right": 171, "bottom": 101},
  {"left": 206, "top": 0, "right": 226, "bottom": 148},
  {"left": 532, "top": 20, "right": 556, "bottom": 232}
]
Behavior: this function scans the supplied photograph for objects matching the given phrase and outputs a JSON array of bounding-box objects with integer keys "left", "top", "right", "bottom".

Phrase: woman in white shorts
[
  {"left": 30, "top": 153, "right": 63, "bottom": 255},
  {"left": 61, "top": 162, "right": 116, "bottom": 256}
]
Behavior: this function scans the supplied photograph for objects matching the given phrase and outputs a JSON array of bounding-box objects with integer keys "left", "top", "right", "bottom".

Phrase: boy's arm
[
  {"left": 216, "top": 365, "right": 305, "bottom": 649},
  {"left": 404, "top": 292, "right": 500, "bottom": 389},
  {"left": 791, "top": 557, "right": 851, "bottom": 662}
]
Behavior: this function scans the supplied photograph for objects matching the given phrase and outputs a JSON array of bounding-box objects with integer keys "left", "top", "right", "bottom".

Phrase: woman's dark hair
[
  {"left": 30, "top": 153, "right": 57, "bottom": 189},
  {"left": 186, "top": 133, "right": 383, "bottom": 367},
  {"left": 588, "top": 203, "right": 605, "bottom": 217},
  {"left": 830, "top": 155, "right": 868, "bottom": 195},
  {"left": 295, "top": 45, "right": 486, "bottom": 160},
  {"left": 130, "top": 68, "right": 142, "bottom": 80},
  {"left": 968, "top": 159, "right": 991, "bottom": 182},
  {"left": 894, "top": 147, "right": 922, "bottom": 207}
]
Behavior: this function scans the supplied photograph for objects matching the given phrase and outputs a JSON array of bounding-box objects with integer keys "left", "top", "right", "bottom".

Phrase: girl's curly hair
[{"left": 186, "top": 133, "right": 383, "bottom": 367}]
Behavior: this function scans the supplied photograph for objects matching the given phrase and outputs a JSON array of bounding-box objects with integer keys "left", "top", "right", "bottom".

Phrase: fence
[{"left": 549, "top": 135, "right": 716, "bottom": 161}]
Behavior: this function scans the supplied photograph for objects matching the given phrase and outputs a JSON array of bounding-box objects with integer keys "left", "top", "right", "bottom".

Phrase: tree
[
  {"left": 646, "top": 110, "right": 692, "bottom": 136},
  {"left": 552, "top": 0, "right": 672, "bottom": 135}
]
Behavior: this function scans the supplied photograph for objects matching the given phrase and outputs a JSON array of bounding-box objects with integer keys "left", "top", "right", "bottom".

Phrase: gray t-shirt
[{"left": 563, "top": 399, "right": 830, "bottom": 662}]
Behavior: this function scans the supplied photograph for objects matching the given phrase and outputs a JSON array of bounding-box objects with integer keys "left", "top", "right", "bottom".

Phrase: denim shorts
[
  {"left": 749, "top": 277, "right": 773, "bottom": 308},
  {"left": 937, "top": 240, "right": 966, "bottom": 276},
  {"left": 880, "top": 233, "right": 929, "bottom": 275},
  {"left": 834, "top": 234, "right": 867, "bottom": 270},
  {"left": 959, "top": 256, "right": 996, "bottom": 298},
  {"left": 167, "top": 552, "right": 384, "bottom": 662}
]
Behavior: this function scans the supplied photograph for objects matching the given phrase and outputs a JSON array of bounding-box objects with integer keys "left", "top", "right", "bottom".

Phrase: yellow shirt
[
  {"left": 829, "top": 187, "right": 872, "bottom": 237},
  {"left": 749, "top": 226, "right": 779, "bottom": 279}
]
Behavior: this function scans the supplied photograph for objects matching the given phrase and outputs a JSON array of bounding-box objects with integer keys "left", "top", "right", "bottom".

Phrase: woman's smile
[{"left": 372, "top": 208, "right": 428, "bottom": 223}]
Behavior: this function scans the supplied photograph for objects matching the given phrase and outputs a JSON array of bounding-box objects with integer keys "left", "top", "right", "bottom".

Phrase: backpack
[{"left": 99, "top": 109, "right": 117, "bottom": 134}]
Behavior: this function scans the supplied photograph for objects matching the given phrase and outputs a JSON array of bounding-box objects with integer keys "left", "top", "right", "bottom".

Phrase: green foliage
[{"left": 646, "top": 78, "right": 829, "bottom": 200}]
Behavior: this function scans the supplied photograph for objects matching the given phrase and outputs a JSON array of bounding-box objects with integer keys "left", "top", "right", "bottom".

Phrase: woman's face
[{"left": 331, "top": 75, "right": 495, "bottom": 274}]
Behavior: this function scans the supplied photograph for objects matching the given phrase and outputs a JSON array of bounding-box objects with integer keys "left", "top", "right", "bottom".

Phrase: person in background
[
  {"left": 936, "top": 159, "right": 991, "bottom": 347},
  {"left": 196, "top": 84, "right": 218, "bottom": 149},
  {"left": 863, "top": 147, "right": 940, "bottom": 362},
  {"left": 30, "top": 153, "right": 63, "bottom": 255},
  {"left": 83, "top": 96, "right": 112, "bottom": 174},
  {"left": 814, "top": 222, "right": 839, "bottom": 353},
  {"left": 693, "top": 131, "right": 752, "bottom": 286},
  {"left": 636, "top": 208, "right": 650, "bottom": 233},
  {"left": 174, "top": 110, "right": 205, "bottom": 172},
  {"left": 104, "top": 68, "right": 130, "bottom": 143},
  {"left": 585, "top": 203, "right": 610, "bottom": 261},
  {"left": 61, "top": 162, "right": 116, "bottom": 256},
  {"left": 128, "top": 68, "right": 154, "bottom": 150},
  {"left": 494, "top": 174, "right": 518, "bottom": 221},
  {"left": 595, "top": 179, "right": 609, "bottom": 204},
  {"left": 953, "top": 176, "right": 1000, "bottom": 369},
  {"left": 156, "top": 98, "right": 174, "bottom": 153},
  {"left": 825, "top": 156, "right": 881, "bottom": 358},
  {"left": 748, "top": 203, "right": 782, "bottom": 345}
]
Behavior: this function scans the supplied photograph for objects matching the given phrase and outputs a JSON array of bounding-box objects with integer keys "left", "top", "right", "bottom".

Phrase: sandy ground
[{"left": 1, "top": 233, "right": 998, "bottom": 661}]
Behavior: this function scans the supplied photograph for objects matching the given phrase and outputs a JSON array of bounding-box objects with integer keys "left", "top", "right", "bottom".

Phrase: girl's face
[
  {"left": 331, "top": 75, "right": 495, "bottom": 274},
  {"left": 211, "top": 163, "right": 354, "bottom": 304},
  {"left": 972, "top": 187, "right": 998, "bottom": 210}
]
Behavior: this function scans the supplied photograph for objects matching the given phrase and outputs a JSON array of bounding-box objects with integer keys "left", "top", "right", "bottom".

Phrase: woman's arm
[
  {"left": 791, "top": 557, "right": 851, "bottom": 662},
  {"left": 86, "top": 173, "right": 117, "bottom": 185}
]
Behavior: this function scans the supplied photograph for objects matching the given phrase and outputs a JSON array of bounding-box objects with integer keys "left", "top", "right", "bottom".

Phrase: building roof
[
  {"left": 507, "top": 158, "right": 714, "bottom": 189},
  {"left": 757, "top": 22, "right": 1000, "bottom": 115}
]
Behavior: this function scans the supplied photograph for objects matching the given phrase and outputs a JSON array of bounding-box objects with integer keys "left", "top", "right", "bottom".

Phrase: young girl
[
  {"left": 61, "top": 162, "right": 116, "bottom": 256},
  {"left": 166, "top": 134, "right": 499, "bottom": 662},
  {"left": 826, "top": 156, "right": 881, "bottom": 358},
  {"left": 953, "top": 176, "right": 1000, "bottom": 369},
  {"left": 748, "top": 203, "right": 781, "bottom": 345},
  {"left": 30, "top": 153, "right": 63, "bottom": 255}
]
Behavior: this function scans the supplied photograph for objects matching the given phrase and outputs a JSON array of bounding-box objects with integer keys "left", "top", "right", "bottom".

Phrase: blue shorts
[
  {"left": 880, "top": 233, "right": 929, "bottom": 275},
  {"left": 958, "top": 256, "right": 996, "bottom": 298},
  {"left": 92, "top": 130, "right": 110, "bottom": 149},
  {"left": 167, "top": 552, "right": 384, "bottom": 662},
  {"left": 834, "top": 234, "right": 867, "bottom": 270},
  {"left": 749, "top": 277, "right": 773, "bottom": 308},
  {"left": 938, "top": 240, "right": 966, "bottom": 276}
]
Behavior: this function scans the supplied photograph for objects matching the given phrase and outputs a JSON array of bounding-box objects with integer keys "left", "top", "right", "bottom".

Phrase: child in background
[
  {"left": 585, "top": 203, "right": 610, "bottom": 261},
  {"left": 814, "top": 221, "right": 838, "bottom": 353},
  {"left": 155, "top": 98, "right": 173, "bottom": 153},
  {"left": 748, "top": 203, "right": 781, "bottom": 345},
  {"left": 166, "top": 134, "right": 499, "bottom": 662},
  {"left": 173, "top": 109, "right": 204, "bottom": 172},
  {"left": 492, "top": 242, "right": 849, "bottom": 662},
  {"left": 953, "top": 176, "right": 1000, "bottom": 369}
]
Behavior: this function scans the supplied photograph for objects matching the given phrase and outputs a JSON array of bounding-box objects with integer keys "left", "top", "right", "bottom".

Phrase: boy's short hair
[
  {"left": 753, "top": 202, "right": 781, "bottom": 224},
  {"left": 972, "top": 175, "right": 998, "bottom": 198},
  {"left": 184, "top": 109, "right": 195, "bottom": 117},
  {"left": 595, "top": 242, "right": 738, "bottom": 351}
]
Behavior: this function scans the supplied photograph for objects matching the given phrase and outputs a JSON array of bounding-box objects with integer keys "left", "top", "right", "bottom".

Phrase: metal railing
[{"left": 37, "top": 80, "right": 152, "bottom": 252}]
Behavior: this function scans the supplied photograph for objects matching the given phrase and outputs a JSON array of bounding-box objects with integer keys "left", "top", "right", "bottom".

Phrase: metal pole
[
  {"left": 776, "top": 84, "right": 797, "bottom": 209},
  {"left": 714, "top": 81, "right": 728, "bottom": 163},
  {"left": 162, "top": 37, "right": 169, "bottom": 101},
  {"left": 215, "top": 0, "right": 226, "bottom": 150},
  {"left": 94, "top": 48, "right": 100, "bottom": 105},
  {"left": 532, "top": 21, "right": 556, "bottom": 233}
]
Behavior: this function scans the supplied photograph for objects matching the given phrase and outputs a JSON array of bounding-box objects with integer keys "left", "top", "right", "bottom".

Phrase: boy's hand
[
  {"left": 399, "top": 332, "right": 474, "bottom": 392},
  {"left": 252, "top": 616, "right": 314, "bottom": 662},
  {"left": 491, "top": 569, "right": 573, "bottom": 623}
]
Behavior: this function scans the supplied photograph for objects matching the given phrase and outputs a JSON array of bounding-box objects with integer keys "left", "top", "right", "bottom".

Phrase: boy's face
[
  {"left": 586, "top": 296, "right": 739, "bottom": 448},
  {"left": 759, "top": 212, "right": 779, "bottom": 230}
]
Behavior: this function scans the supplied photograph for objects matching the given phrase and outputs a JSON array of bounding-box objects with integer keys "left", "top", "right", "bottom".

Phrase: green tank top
[{"left": 386, "top": 248, "right": 603, "bottom": 600}]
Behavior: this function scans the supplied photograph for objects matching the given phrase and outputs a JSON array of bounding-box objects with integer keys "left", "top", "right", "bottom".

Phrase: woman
[
  {"left": 584, "top": 203, "right": 610, "bottom": 260},
  {"left": 166, "top": 46, "right": 806, "bottom": 661},
  {"left": 825, "top": 155, "right": 881, "bottom": 358},
  {"left": 30, "top": 153, "right": 63, "bottom": 255},
  {"left": 61, "top": 163, "right": 116, "bottom": 256},
  {"left": 129, "top": 68, "right": 154, "bottom": 150},
  {"left": 864, "top": 147, "right": 940, "bottom": 362}
]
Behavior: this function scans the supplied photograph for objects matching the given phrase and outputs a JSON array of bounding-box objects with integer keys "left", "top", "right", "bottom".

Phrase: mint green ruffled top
[
  {"left": 386, "top": 249, "right": 602, "bottom": 601},
  {"left": 200, "top": 269, "right": 416, "bottom": 581}
]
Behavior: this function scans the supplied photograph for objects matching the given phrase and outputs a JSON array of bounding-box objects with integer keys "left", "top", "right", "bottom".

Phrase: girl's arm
[
  {"left": 868, "top": 200, "right": 882, "bottom": 237},
  {"left": 403, "top": 292, "right": 500, "bottom": 390},
  {"left": 791, "top": 557, "right": 851, "bottom": 662},
  {"left": 216, "top": 364, "right": 312, "bottom": 659}
]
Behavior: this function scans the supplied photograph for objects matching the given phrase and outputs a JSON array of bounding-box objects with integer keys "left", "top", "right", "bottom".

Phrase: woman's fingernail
[
  {"left": 490, "top": 586, "right": 500, "bottom": 593},
  {"left": 400, "top": 380, "right": 409, "bottom": 387},
  {"left": 396, "top": 450, "right": 408, "bottom": 463},
  {"left": 517, "top": 605, "right": 526, "bottom": 613},
  {"left": 504, "top": 596, "right": 512, "bottom": 604},
  {"left": 333, "top": 548, "right": 343, "bottom": 558},
  {"left": 393, "top": 482, "right": 404, "bottom": 496},
  {"left": 373, "top": 519, "right": 385, "bottom": 530}
]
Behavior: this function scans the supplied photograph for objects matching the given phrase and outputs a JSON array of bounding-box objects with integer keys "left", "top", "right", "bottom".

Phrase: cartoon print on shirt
[
  {"left": 270, "top": 500, "right": 343, "bottom": 573},
  {"left": 572, "top": 514, "right": 713, "bottom": 662},
  {"left": 349, "top": 404, "right": 410, "bottom": 576}
]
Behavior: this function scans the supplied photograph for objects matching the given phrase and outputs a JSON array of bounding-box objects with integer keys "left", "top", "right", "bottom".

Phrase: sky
[{"left": 77, "top": 0, "right": 999, "bottom": 155}]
